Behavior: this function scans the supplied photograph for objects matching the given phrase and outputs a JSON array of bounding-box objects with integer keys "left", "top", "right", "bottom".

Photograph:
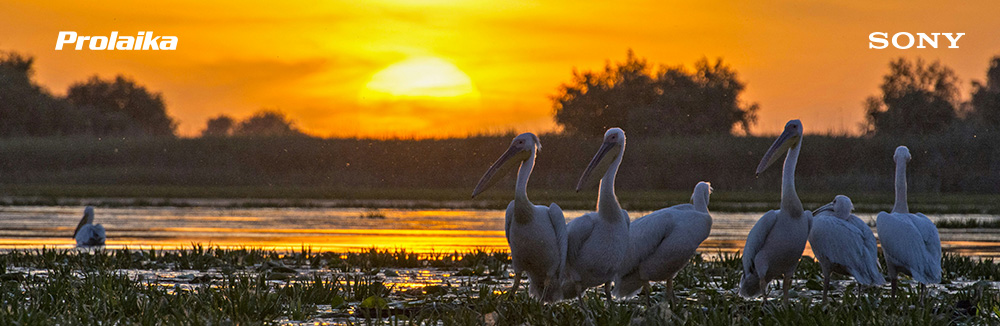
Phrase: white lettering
[
  {"left": 89, "top": 36, "right": 108, "bottom": 50},
  {"left": 141, "top": 31, "right": 160, "bottom": 50},
  {"left": 869, "top": 32, "right": 888, "bottom": 49},
  {"left": 55, "top": 31, "right": 178, "bottom": 51},
  {"left": 892, "top": 32, "right": 915, "bottom": 49},
  {"left": 160, "top": 36, "right": 178, "bottom": 50},
  {"left": 943, "top": 33, "right": 965, "bottom": 48},
  {"left": 55, "top": 31, "right": 76, "bottom": 50},
  {"left": 115, "top": 36, "right": 135, "bottom": 50},
  {"left": 917, "top": 33, "right": 940, "bottom": 48}
]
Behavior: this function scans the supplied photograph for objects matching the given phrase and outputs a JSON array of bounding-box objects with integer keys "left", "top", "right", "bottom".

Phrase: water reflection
[{"left": 1, "top": 207, "right": 998, "bottom": 257}]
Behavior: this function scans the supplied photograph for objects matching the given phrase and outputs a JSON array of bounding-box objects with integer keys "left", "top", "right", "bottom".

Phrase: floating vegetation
[
  {"left": 0, "top": 246, "right": 997, "bottom": 325},
  {"left": 936, "top": 218, "right": 1000, "bottom": 229},
  {"left": 358, "top": 208, "right": 387, "bottom": 219}
]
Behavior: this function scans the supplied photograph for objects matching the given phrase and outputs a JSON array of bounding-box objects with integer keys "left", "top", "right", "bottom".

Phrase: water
[{"left": 2, "top": 206, "right": 999, "bottom": 257}]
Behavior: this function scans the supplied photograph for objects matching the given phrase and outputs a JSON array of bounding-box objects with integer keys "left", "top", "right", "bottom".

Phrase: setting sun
[{"left": 361, "top": 57, "right": 479, "bottom": 101}]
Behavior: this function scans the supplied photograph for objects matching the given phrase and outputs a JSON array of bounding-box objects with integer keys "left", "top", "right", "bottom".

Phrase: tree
[
  {"left": 232, "top": 110, "right": 304, "bottom": 137},
  {"left": 0, "top": 51, "right": 75, "bottom": 136},
  {"left": 864, "top": 58, "right": 961, "bottom": 135},
  {"left": 66, "top": 75, "right": 177, "bottom": 136},
  {"left": 201, "top": 114, "right": 235, "bottom": 137},
  {"left": 553, "top": 50, "right": 759, "bottom": 137},
  {"left": 971, "top": 56, "right": 1000, "bottom": 129}
]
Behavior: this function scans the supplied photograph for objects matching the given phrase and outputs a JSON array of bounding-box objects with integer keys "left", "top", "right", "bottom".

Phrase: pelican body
[
  {"left": 876, "top": 146, "right": 941, "bottom": 296},
  {"left": 73, "top": 206, "right": 106, "bottom": 247},
  {"left": 809, "top": 195, "right": 885, "bottom": 301},
  {"left": 472, "top": 133, "right": 566, "bottom": 302},
  {"left": 740, "top": 119, "right": 812, "bottom": 304},
  {"left": 614, "top": 181, "right": 713, "bottom": 299},
  {"left": 562, "top": 128, "right": 630, "bottom": 303}
]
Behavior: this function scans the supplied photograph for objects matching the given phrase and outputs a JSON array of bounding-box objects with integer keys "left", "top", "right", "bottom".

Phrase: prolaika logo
[{"left": 55, "top": 31, "right": 178, "bottom": 50}]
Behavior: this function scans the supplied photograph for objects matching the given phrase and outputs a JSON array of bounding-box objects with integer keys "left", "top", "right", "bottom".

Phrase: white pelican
[
  {"left": 876, "top": 146, "right": 941, "bottom": 297},
  {"left": 809, "top": 195, "right": 885, "bottom": 302},
  {"left": 739, "top": 119, "right": 812, "bottom": 304},
  {"left": 73, "top": 206, "right": 106, "bottom": 247},
  {"left": 613, "top": 181, "right": 713, "bottom": 300},
  {"left": 561, "top": 128, "right": 630, "bottom": 303},
  {"left": 472, "top": 133, "right": 567, "bottom": 302}
]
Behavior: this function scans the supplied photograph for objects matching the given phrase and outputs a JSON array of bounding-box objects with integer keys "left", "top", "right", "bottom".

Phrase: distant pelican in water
[
  {"left": 562, "top": 128, "right": 630, "bottom": 304},
  {"left": 739, "top": 119, "right": 812, "bottom": 304},
  {"left": 876, "top": 146, "right": 941, "bottom": 298},
  {"left": 73, "top": 206, "right": 106, "bottom": 247},
  {"left": 809, "top": 195, "right": 885, "bottom": 302},
  {"left": 613, "top": 181, "right": 713, "bottom": 300},
  {"left": 472, "top": 133, "right": 566, "bottom": 302}
]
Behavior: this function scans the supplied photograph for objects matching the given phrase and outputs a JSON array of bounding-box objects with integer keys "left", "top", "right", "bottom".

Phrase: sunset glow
[{"left": 2, "top": 0, "right": 999, "bottom": 138}]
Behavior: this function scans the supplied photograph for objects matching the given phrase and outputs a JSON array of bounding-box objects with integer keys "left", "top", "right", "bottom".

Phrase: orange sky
[{"left": 2, "top": 0, "right": 999, "bottom": 138}]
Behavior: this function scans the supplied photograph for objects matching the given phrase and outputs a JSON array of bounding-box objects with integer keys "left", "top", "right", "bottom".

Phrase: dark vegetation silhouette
[
  {"left": 0, "top": 51, "right": 175, "bottom": 137},
  {"left": 3, "top": 50, "right": 1000, "bottom": 194},
  {"left": 200, "top": 111, "right": 304, "bottom": 137},
  {"left": 553, "top": 50, "right": 759, "bottom": 136}
]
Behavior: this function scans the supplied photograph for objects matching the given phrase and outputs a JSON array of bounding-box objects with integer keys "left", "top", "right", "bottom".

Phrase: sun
[{"left": 361, "top": 57, "right": 479, "bottom": 101}]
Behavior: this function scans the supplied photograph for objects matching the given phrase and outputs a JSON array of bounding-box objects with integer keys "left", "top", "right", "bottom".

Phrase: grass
[{"left": 0, "top": 246, "right": 998, "bottom": 325}]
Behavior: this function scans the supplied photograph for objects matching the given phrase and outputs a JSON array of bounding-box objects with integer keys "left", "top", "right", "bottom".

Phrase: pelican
[
  {"left": 472, "top": 133, "right": 566, "bottom": 302},
  {"left": 876, "top": 146, "right": 941, "bottom": 298},
  {"left": 739, "top": 119, "right": 812, "bottom": 304},
  {"left": 561, "top": 128, "right": 630, "bottom": 303},
  {"left": 809, "top": 195, "right": 885, "bottom": 302},
  {"left": 613, "top": 181, "right": 713, "bottom": 300},
  {"left": 73, "top": 206, "right": 106, "bottom": 247}
]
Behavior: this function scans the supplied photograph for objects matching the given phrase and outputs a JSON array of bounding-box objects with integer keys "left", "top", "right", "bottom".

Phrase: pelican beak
[
  {"left": 813, "top": 201, "right": 835, "bottom": 215},
  {"left": 756, "top": 129, "right": 799, "bottom": 176},
  {"left": 576, "top": 141, "right": 616, "bottom": 192},
  {"left": 73, "top": 213, "right": 88, "bottom": 238},
  {"left": 472, "top": 145, "right": 528, "bottom": 198}
]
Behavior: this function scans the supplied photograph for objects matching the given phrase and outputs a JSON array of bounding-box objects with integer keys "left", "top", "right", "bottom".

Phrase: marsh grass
[{"left": 0, "top": 246, "right": 997, "bottom": 325}]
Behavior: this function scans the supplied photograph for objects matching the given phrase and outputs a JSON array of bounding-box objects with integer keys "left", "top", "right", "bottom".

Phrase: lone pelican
[
  {"left": 562, "top": 128, "right": 630, "bottom": 303},
  {"left": 472, "top": 133, "right": 567, "bottom": 302},
  {"left": 740, "top": 119, "right": 812, "bottom": 304},
  {"left": 613, "top": 181, "right": 713, "bottom": 300},
  {"left": 876, "top": 146, "right": 941, "bottom": 298},
  {"left": 73, "top": 206, "right": 106, "bottom": 247},
  {"left": 809, "top": 195, "right": 885, "bottom": 302}
]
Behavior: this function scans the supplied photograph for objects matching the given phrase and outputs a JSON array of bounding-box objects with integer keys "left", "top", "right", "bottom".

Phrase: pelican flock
[
  {"left": 739, "top": 119, "right": 812, "bottom": 304},
  {"left": 73, "top": 206, "right": 106, "bottom": 247},
  {"left": 613, "top": 181, "right": 713, "bottom": 300},
  {"left": 472, "top": 132, "right": 567, "bottom": 302},
  {"left": 809, "top": 195, "right": 885, "bottom": 302},
  {"left": 561, "top": 128, "right": 630, "bottom": 303},
  {"left": 876, "top": 146, "right": 942, "bottom": 297}
]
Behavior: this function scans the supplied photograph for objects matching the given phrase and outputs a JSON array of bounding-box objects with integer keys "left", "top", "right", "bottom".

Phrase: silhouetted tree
[
  {"left": 971, "top": 56, "right": 1000, "bottom": 130},
  {"left": 0, "top": 51, "right": 76, "bottom": 136},
  {"left": 864, "top": 58, "right": 960, "bottom": 135},
  {"left": 202, "top": 114, "right": 235, "bottom": 137},
  {"left": 233, "top": 110, "right": 304, "bottom": 137},
  {"left": 553, "top": 50, "right": 759, "bottom": 137},
  {"left": 66, "top": 75, "right": 177, "bottom": 136}
]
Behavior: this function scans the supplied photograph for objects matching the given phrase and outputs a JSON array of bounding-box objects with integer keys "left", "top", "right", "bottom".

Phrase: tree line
[{"left": 0, "top": 51, "right": 302, "bottom": 138}]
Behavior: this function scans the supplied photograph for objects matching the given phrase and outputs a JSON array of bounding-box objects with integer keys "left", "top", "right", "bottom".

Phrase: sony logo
[{"left": 869, "top": 32, "right": 964, "bottom": 49}]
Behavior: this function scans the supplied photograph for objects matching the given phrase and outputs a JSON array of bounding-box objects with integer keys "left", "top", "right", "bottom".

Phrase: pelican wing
[
  {"left": 742, "top": 210, "right": 778, "bottom": 275},
  {"left": 847, "top": 215, "right": 878, "bottom": 258},
  {"left": 877, "top": 212, "right": 939, "bottom": 283},
  {"left": 548, "top": 203, "right": 568, "bottom": 278},
  {"left": 565, "top": 213, "right": 596, "bottom": 267},
  {"left": 626, "top": 208, "right": 678, "bottom": 271},
  {"left": 913, "top": 213, "right": 942, "bottom": 280},
  {"left": 810, "top": 214, "right": 883, "bottom": 284}
]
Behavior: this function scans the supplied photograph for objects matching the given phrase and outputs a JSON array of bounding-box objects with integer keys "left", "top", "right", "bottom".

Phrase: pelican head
[
  {"left": 576, "top": 127, "right": 626, "bottom": 192},
  {"left": 894, "top": 145, "right": 911, "bottom": 163},
  {"left": 73, "top": 206, "right": 96, "bottom": 238},
  {"left": 815, "top": 195, "right": 854, "bottom": 219},
  {"left": 756, "top": 119, "right": 803, "bottom": 176},
  {"left": 471, "top": 133, "right": 541, "bottom": 198},
  {"left": 692, "top": 181, "right": 713, "bottom": 203}
]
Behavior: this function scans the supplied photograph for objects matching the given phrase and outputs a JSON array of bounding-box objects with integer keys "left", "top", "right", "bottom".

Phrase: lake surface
[{"left": 2, "top": 206, "right": 999, "bottom": 257}]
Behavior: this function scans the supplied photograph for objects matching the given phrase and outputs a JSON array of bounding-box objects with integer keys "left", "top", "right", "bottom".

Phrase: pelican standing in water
[
  {"left": 472, "top": 133, "right": 567, "bottom": 302},
  {"left": 73, "top": 206, "right": 106, "bottom": 247},
  {"left": 613, "top": 181, "right": 713, "bottom": 301},
  {"left": 562, "top": 128, "right": 630, "bottom": 304},
  {"left": 809, "top": 195, "right": 885, "bottom": 302},
  {"left": 740, "top": 119, "right": 812, "bottom": 304},
  {"left": 876, "top": 146, "right": 941, "bottom": 298}
]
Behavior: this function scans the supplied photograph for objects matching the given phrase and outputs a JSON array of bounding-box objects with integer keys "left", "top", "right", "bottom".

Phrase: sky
[{"left": 2, "top": 0, "right": 999, "bottom": 138}]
